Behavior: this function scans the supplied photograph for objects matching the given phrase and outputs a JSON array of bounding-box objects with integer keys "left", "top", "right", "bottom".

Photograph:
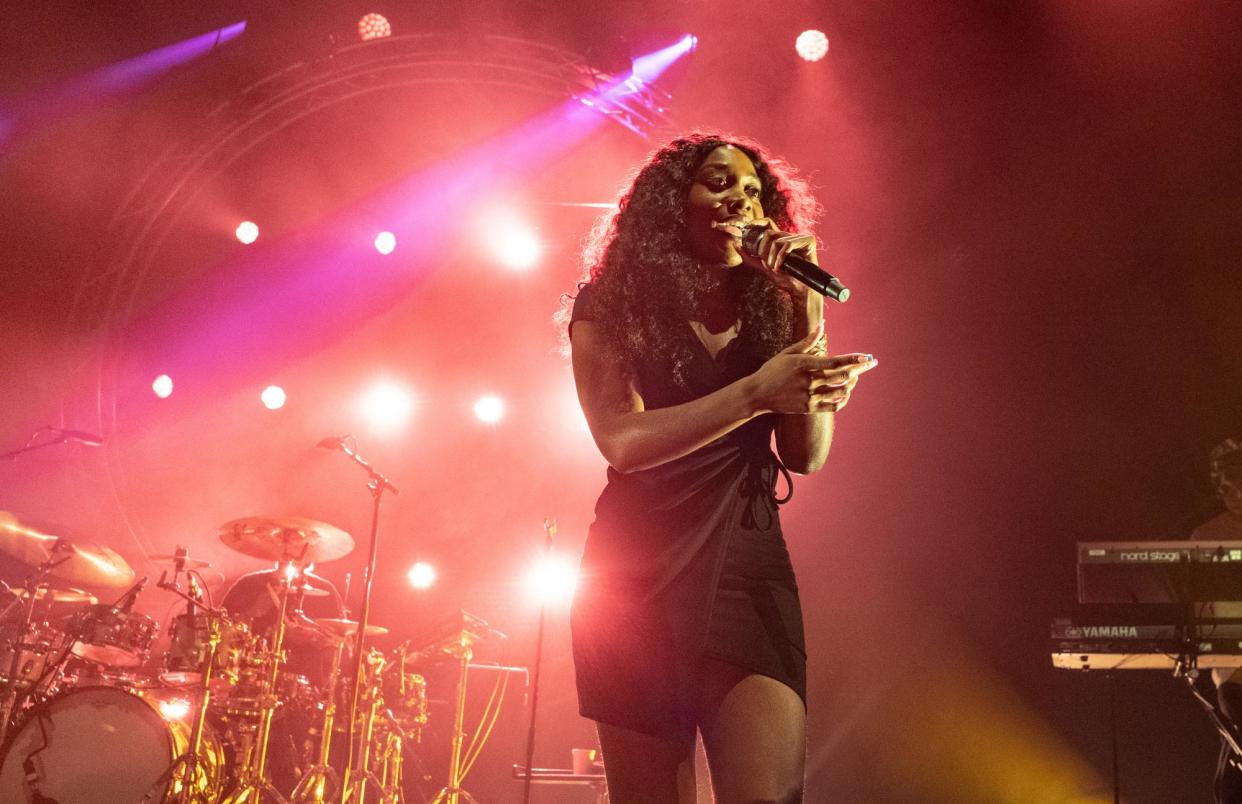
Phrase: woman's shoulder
[{"left": 569, "top": 282, "right": 598, "bottom": 331}]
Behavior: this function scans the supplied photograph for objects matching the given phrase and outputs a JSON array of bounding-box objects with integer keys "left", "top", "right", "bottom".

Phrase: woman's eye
[{"left": 745, "top": 186, "right": 761, "bottom": 197}]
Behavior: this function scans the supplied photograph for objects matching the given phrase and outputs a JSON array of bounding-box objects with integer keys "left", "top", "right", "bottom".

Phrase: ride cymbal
[{"left": 218, "top": 516, "right": 354, "bottom": 564}]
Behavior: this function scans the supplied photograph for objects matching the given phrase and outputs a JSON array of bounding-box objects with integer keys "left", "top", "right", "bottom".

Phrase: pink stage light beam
[
  {"left": 0, "top": 22, "right": 247, "bottom": 146},
  {"left": 112, "top": 35, "right": 695, "bottom": 407}
]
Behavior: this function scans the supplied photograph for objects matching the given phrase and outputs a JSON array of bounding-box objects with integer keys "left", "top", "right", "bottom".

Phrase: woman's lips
[{"left": 711, "top": 220, "right": 747, "bottom": 238}]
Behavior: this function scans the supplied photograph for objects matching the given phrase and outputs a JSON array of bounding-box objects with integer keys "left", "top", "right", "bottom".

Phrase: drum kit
[{"left": 0, "top": 512, "right": 451, "bottom": 803}]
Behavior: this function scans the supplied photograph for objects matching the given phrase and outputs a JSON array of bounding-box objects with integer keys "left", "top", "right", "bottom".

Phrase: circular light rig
[
  {"left": 374, "top": 231, "right": 396, "bottom": 255},
  {"left": 408, "top": 561, "right": 436, "bottom": 589},
  {"left": 260, "top": 384, "right": 286, "bottom": 410},
  {"left": 358, "top": 380, "right": 414, "bottom": 434},
  {"left": 235, "top": 220, "right": 259, "bottom": 244},
  {"left": 795, "top": 30, "right": 829, "bottom": 63},
  {"left": 526, "top": 554, "right": 579, "bottom": 606},
  {"left": 473, "top": 395, "right": 505, "bottom": 423},
  {"left": 152, "top": 374, "right": 174, "bottom": 398},
  {"left": 357, "top": 13, "right": 392, "bottom": 42}
]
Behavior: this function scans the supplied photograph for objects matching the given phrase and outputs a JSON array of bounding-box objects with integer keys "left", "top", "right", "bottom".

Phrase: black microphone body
[
  {"left": 317, "top": 435, "right": 348, "bottom": 450},
  {"left": 56, "top": 429, "right": 104, "bottom": 447},
  {"left": 115, "top": 575, "right": 148, "bottom": 613},
  {"left": 740, "top": 227, "right": 850, "bottom": 303}
]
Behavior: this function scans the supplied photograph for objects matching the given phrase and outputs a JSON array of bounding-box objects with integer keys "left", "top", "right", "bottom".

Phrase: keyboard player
[{"left": 1194, "top": 438, "right": 1242, "bottom": 804}]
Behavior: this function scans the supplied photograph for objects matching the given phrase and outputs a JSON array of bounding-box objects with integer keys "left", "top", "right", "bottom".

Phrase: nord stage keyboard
[{"left": 1077, "top": 540, "right": 1242, "bottom": 604}]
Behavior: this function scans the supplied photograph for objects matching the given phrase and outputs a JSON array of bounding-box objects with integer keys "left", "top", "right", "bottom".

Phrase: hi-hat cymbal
[
  {"left": 148, "top": 554, "right": 213, "bottom": 569},
  {"left": 218, "top": 516, "right": 354, "bottom": 564},
  {"left": 5, "top": 586, "right": 98, "bottom": 605},
  {"left": 0, "top": 512, "right": 135, "bottom": 588},
  {"left": 313, "top": 618, "right": 389, "bottom": 638}
]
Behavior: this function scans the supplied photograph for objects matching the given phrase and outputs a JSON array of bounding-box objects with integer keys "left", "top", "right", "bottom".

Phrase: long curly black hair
[{"left": 565, "top": 132, "right": 821, "bottom": 387}]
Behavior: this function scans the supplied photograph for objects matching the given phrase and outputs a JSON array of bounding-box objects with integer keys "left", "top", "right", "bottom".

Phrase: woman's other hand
[{"left": 748, "top": 325, "right": 876, "bottom": 415}]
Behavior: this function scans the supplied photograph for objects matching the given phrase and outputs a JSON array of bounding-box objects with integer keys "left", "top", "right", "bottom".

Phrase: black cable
[
  {"left": 1108, "top": 670, "right": 1120, "bottom": 804},
  {"left": 19, "top": 697, "right": 55, "bottom": 802}
]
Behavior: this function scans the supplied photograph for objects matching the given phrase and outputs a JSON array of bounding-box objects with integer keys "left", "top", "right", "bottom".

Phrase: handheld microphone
[{"left": 739, "top": 225, "right": 850, "bottom": 303}]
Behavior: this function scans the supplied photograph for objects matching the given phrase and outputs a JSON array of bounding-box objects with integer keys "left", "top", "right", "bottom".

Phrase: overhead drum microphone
[{"left": 739, "top": 225, "right": 850, "bottom": 303}]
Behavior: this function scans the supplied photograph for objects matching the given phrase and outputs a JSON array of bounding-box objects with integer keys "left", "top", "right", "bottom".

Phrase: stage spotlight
[
  {"left": 407, "top": 561, "right": 436, "bottom": 590},
  {"left": 473, "top": 395, "right": 505, "bottom": 423},
  {"left": 526, "top": 554, "right": 578, "bottom": 606},
  {"left": 358, "top": 380, "right": 414, "bottom": 434},
  {"left": 260, "top": 384, "right": 286, "bottom": 410},
  {"left": 630, "top": 33, "right": 699, "bottom": 84},
  {"left": 487, "top": 212, "right": 540, "bottom": 270},
  {"left": 152, "top": 374, "right": 174, "bottom": 398},
  {"left": 235, "top": 220, "right": 259, "bottom": 244},
  {"left": 357, "top": 13, "right": 392, "bottom": 42},
  {"left": 795, "top": 30, "right": 829, "bottom": 62},
  {"left": 374, "top": 231, "right": 397, "bottom": 255}
]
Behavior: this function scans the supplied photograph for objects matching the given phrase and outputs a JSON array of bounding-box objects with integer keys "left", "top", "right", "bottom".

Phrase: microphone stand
[
  {"left": 522, "top": 518, "right": 557, "bottom": 804},
  {"left": 321, "top": 438, "right": 398, "bottom": 804},
  {"left": 0, "top": 428, "right": 101, "bottom": 461}
]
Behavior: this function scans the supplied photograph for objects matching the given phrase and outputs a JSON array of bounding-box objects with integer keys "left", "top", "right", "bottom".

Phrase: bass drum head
[{"left": 0, "top": 685, "right": 220, "bottom": 803}]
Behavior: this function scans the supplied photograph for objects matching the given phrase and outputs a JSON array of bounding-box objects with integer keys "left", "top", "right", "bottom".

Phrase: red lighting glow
[
  {"left": 795, "top": 30, "right": 829, "bottom": 62},
  {"left": 357, "top": 13, "right": 392, "bottom": 42},
  {"left": 525, "top": 554, "right": 578, "bottom": 606},
  {"left": 261, "top": 384, "right": 286, "bottom": 410},
  {"left": 152, "top": 374, "right": 174, "bottom": 398},
  {"left": 235, "top": 220, "right": 259, "bottom": 244},
  {"left": 357, "top": 380, "right": 414, "bottom": 434},
  {"left": 407, "top": 562, "right": 436, "bottom": 589},
  {"left": 374, "top": 231, "right": 396, "bottom": 255},
  {"left": 473, "top": 395, "right": 505, "bottom": 423},
  {"left": 485, "top": 210, "right": 541, "bottom": 270}
]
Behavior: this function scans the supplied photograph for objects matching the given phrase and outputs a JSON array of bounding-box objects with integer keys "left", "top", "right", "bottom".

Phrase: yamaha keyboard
[{"left": 1051, "top": 619, "right": 1242, "bottom": 670}]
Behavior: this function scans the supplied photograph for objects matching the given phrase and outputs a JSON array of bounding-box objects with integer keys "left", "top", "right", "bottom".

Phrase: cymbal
[
  {"left": 0, "top": 513, "right": 135, "bottom": 588},
  {"left": 218, "top": 516, "right": 354, "bottom": 564},
  {"left": 5, "top": 586, "right": 98, "bottom": 605},
  {"left": 148, "top": 554, "right": 212, "bottom": 569},
  {"left": 0, "top": 511, "right": 57, "bottom": 564},
  {"left": 313, "top": 618, "right": 389, "bottom": 638}
]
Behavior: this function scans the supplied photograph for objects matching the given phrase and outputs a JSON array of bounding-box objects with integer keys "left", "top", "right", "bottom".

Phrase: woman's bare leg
[{"left": 697, "top": 662, "right": 806, "bottom": 804}]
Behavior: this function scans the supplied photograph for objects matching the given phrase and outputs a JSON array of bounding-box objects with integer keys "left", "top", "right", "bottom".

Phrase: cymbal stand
[
  {"left": 291, "top": 636, "right": 348, "bottom": 802},
  {"left": 142, "top": 551, "right": 227, "bottom": 803},
  {"left": 223, "top": 565, "right": 297, "bottom": 804},
  {"left": 319, "top": 436, "right": 398, "bottom": 804},
  {"left": 0, "top": 544, "right": 66, "bottom": 747},
  {"left": 431, "top": 632, "right": 482, "bottom": 804},
  {"left": 377, "top": 713, "right": 404, "bottom": 798},
  {"left": 354, "top": 650, "right": 397, "bottom": 802}
]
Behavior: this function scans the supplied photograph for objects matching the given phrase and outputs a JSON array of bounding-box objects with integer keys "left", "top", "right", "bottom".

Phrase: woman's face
[{"left": 684, "top": 145, "right": 765, "bottom": 267}]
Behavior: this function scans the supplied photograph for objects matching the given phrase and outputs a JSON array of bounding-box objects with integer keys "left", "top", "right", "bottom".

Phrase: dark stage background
[{"left": 2, "top": 2, "right": 1241, "bottom": 801}]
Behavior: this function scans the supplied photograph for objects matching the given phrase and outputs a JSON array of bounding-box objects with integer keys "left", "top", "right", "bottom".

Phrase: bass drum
[{"left": 0, "top": 685, "right": 224, "bottom": 803}]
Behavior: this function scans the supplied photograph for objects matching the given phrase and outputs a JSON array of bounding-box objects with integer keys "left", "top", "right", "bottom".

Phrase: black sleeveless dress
[{"left": 569, "top": 285, "right": 807, "bottom": 741}]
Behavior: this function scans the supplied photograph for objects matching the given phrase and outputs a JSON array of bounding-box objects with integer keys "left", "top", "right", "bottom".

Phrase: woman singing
[{"left": 565, "top": 133, "right": 877, "bottom": 803}]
